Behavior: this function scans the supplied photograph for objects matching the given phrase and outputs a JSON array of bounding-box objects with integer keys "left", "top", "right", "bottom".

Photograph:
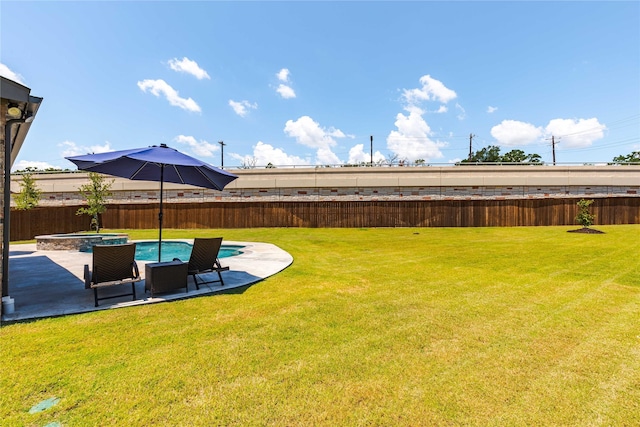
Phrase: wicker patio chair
[
  {"left": 176, "top": 237, "right": 229, "bottom": 289},
  {"left": 84, "top": 243, "right": 141, "bottom": 307}
]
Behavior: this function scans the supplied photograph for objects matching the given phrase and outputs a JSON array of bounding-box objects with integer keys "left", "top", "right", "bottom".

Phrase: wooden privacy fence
[{"left": 10, "top": 197, "right": 640, "bottom": 241}]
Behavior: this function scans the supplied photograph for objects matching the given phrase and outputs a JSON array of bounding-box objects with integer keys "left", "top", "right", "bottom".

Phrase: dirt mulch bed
[{"left": 567, "top": 227, "right": 605, "bottom": 234}]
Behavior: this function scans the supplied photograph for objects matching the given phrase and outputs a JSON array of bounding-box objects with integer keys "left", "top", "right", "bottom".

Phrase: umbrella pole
[{"left": 158, "top": 165, "right": 164, "bottom": 262}]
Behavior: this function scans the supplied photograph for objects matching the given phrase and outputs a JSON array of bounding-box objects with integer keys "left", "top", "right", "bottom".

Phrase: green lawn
[{"left": 2, "top": 225, "right": 639, "bottom": 426}]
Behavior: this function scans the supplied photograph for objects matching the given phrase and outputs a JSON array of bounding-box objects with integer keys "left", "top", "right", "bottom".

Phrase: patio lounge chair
[
  {"left": 84, "top": 243, "right": 141, "bottom": 307},
  {"left": 176, "top": 237, "right": 229, "bottom": 289}
]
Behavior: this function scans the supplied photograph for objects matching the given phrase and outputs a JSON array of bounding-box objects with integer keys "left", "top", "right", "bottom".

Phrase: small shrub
[
  {"left": 76, "top": 172, "right": 114, "bottom": 232},
  {"left": 13, "top": 172, "right": 41, "bottom": 210},
  {"left": 575, "top": 199, "right": 596, "bottom": 228}
]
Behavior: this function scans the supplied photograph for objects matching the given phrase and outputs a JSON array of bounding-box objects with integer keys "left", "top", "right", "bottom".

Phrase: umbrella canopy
[
  {"left": 66, "top": 144, "right": 237, "bottom": 190},
  {"left": 66, "top": 144, "right": 238, "bottom": 261}
]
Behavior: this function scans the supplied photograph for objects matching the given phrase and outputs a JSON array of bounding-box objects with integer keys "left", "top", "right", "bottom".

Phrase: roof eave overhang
[{"left": 1, "top": 77, "right": 44, "bottom": 168}]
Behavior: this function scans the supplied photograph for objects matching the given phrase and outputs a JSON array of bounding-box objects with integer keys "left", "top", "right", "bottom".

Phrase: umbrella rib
[
  {"left": 194, "top": 167, "right": 224, "bottom": 190},
  {"left": 129, "top": 161, "right": 150, "bottom": 180},
  {"left": 173, "top": 164, "right": 186, "bottom": 184}
]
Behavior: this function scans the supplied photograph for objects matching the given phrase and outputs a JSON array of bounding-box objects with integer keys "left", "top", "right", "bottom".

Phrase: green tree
[
  {"left": 526, "top": 153, "right": 543, "bottom": 163},
  {"left": 501, "top": 149, "right": 528, "bottom": 163},
  {"left": 461, "top": 145, "right": 502, "bottom": 163},
  {"left": 575, "top": 199, "right": 596, "bottom": 228},
  {"left": 611, "top": 151, "right": 640, "bottom": 164},
  {"left": 502, "top": 150, "right": 543, "bottom": 163},
  {"left": 76, "top": 172, "right": 114, "bottom": 233},
  {"left": 13, "top": 172, "right": 42, "bottom": 210},
  {"left": 460, "top": 146, "right": 543, "bottom": 164}
]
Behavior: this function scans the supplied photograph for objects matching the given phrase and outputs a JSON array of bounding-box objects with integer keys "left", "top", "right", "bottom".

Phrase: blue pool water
[{"left": 133, "top": 241, "right": 244, "bottom": 262}]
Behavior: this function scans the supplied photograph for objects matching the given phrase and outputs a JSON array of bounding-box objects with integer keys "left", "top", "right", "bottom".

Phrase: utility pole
[
  {"left": 548, "top": 135, "right": 559, "bottom": 166},
  {"left": 468, "top": 133, "right": 475, "bottom": 161},
  {"left": 370, "top": 135, "right": 373, "bottom": 166},
  {"left": 218, "top": 140, "right": 226, "bottom": 169}
]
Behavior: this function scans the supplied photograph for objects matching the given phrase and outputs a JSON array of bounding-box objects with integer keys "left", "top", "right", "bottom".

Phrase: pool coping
[{"left": 2, "top": 240, "right": 293, "bottom": 323}]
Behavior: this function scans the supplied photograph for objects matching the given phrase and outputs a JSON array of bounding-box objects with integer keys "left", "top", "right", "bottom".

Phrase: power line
[
  {"left": 552, "top": 114, "right": 639, "bottom": 139},
  {"left": 564, "top": 137, "right": 640, "bottom": 153}
]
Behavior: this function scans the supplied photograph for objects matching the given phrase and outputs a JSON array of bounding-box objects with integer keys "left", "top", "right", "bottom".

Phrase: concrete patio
[{"left": 2, "top": 240, "right": 293, "bottom": 323}]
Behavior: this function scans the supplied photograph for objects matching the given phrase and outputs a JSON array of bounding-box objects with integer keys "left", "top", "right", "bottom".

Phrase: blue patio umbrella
[{"left": 66, "top": 144, "right": 238, "bottom": 261}]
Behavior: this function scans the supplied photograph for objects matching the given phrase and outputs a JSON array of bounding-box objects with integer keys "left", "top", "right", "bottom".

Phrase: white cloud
[
  {"left": 174, "top": 135, "right": 219, "bottom": 157},
  {"left": 284, "top": 116, "right": 345, "bottom": 165},
  {"left": 59, "top": 140, "right": 113, "bottom": 158},
  {"left": 277, "top": 68, "right": 290, "bottom": 82},
  {"left": 491, "top": 120, "right": 544, "bottom": 146},
  {"left": 254, "top": 141, "right": 309, "bottom": 166},
  {"left": 491, "top": 118, "right": 606, "bottom": 149},
  {"left": 276, "top": 84, "right": 296, "bottom": 99},
  {"left": 387, "top": 75, "right": 457, "bottom": 162},
  {"left": 137, "top": 79, "right": 201, "bottom": 113},
  {"left": 347, "top": 144, "right": 385, "bottom": 164},
  {"left": 387, "top": 108, "right": 446, "bottom": 162},
  {"left": 168, "top": 57, "right": 210, "bottom": 80},
  {"left": 487, "top": 106, "right": 498, "bottom": 113},
  {"left": 275, "top": 68, "right": 296, "bottom": 98},
  {"left": 545, "top": 118, "right": 606, "bottom": 148},
  {"left": 316, "top": 147, "right": 341, "bottom": 165},
  {"left": 456, "top": 103, "right": 466, "bottom": 120},
  {"left": 12, "top": 160, "right": 57, "bottom": 172},
  {"left": 403, "top": 74, "right": 457, "bottom": 105},
  {"left": 228, "top": 99, "right": 257, "bottom": 117},
  {"left": 283, "top": 116, "right": 340, "bottom": 149},
  {"left": 0, "top": 63, "right": 25, "bottom": 85},
  {"left": 393, "top": 107, "right": 431, "bottom": 137},
  {"left": 231, "top": 141, "right": 310, "bottom": 167}
]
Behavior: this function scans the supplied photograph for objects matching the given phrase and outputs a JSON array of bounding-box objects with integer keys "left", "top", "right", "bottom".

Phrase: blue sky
[{"left": 2, "top": 1, "right": 639, "bottom": 170}]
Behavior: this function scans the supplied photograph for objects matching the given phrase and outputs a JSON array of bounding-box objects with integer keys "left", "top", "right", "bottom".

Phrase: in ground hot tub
[{"left": 35, "top": 233, "right": 129, "bottom": 252}]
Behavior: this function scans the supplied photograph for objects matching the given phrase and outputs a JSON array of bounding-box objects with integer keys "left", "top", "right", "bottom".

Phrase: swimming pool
[{"left": 133, "top": 241, "right": 244, "bottom": 262}]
